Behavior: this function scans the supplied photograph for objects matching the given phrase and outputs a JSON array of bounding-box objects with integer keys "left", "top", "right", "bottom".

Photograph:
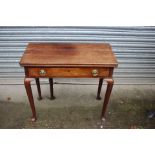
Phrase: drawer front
[{"left": 27, "top": 67, "right": 110, "bottom": 78}]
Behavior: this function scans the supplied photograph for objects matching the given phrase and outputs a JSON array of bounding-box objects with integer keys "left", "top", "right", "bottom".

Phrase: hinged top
[{"left": 19, "top": 43, "right": 118, "bottom": 67}]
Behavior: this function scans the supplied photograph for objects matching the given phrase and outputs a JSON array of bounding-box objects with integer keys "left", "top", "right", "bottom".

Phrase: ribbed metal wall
[{"left": 0, "top": 26, "right": 155, "bottom": 84}]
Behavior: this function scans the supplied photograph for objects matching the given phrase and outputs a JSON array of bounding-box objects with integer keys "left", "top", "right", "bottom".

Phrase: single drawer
[{"left": 27, "top": 67, "right": 110, "bottom": 78}]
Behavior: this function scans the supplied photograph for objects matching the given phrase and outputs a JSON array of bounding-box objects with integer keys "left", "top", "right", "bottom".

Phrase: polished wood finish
[
  {"left": 35, "top": 78, "right": 42, "bottom": 100},
  {"left": 20, "top": 43, "right": 118, "bottom": 123},
  {"left": 20, "top": 43, "right": 118, "bottom": 67},
  {"left": 27, "top": 67, "right": 110, "bottom": 78},
  {"left": 101, "top": 79, "right": 114, "bottom": 119},
  {"left": 24, "top": 78, "right": 36, "bottom": 121}
]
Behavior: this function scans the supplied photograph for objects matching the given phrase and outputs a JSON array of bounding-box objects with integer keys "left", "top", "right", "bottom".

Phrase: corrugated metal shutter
[{"left": 0, "top": 26, "right": 155, "bottom": 84}]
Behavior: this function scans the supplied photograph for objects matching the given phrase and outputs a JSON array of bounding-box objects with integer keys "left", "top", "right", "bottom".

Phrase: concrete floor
[{"left": 0, "top": 83, "right": 155, "bottom": 128}]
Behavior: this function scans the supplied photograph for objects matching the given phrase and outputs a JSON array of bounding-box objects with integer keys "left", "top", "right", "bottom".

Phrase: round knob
[
  {"left": 92, "top": 69, "right": 99, "bottom": 77},
  {"left": 39, "top": 69, "right": 46, "bottom": 76}
]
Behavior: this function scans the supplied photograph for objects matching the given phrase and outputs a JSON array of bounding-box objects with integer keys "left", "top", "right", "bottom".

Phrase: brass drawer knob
[
  {"left": 39, "top": 69, "right": 46, "bottom": 76},
  {"left": 92, "top": 69, "right": 99, "bottom": 77}
]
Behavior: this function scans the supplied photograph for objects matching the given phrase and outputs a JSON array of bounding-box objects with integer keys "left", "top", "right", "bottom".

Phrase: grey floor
[{"left": 0, "top": 83, "right": 155, "bottom": 128}]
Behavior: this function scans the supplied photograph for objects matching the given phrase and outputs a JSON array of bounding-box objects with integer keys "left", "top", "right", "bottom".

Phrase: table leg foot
[
  {"left": 50, "top": 96, "right": 56, "bottom": 100},
  {"left": 100, "top": 117, "right": 106, "bottom": 129},
  {"left": 37, "top": 97, "right": 42, "bottom": 100},
  {"left": 31, "top": 117, "right": 37, "bottom": 122},
  {"left": 96, "top": 96, "right": 102, "bottom": 100}
]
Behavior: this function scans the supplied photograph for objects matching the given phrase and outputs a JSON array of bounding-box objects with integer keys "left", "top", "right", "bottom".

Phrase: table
[{"left": 19, "top": 43, "right": 118, "bottom": 122}]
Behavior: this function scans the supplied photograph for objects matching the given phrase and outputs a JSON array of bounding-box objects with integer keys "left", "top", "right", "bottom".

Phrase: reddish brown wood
[
  {"left": 20, "top": 43, "right": 118, "bottom": 122},
  {"left": 24, "top": 67, "right": 29, "bottom": 78},
  {"left": 20, "top": 43, "right": 118, "bottom": 67},
  {"left": 109, "top": 68, "right": 114, "bottom": 77},
  {"left": 96, "top": 78, "right": 104, "bottom": 100},
  {"left": 27, "top": 67, "right": 110, "bottom": 78},
  {"left": 49, "top": 78, "right": 55, "bottom": 100},
  {"left": 24, "top": 78, "right": 37, "bottom": 121},
  {"left": 101, "top": 78, "right": 114, "bottom": 119},
  {"left": 35, "top": 78, "right": 42, "bottom": 100}
]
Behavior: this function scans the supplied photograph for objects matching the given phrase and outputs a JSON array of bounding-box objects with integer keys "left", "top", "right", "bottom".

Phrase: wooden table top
[{"left": 20, "top": 43, "right": 118, "bottom": 67}]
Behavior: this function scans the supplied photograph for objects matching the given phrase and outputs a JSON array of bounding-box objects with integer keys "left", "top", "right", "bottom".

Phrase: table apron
[{"left": 25, "top": 67, "right": 113, "bottom": 78}]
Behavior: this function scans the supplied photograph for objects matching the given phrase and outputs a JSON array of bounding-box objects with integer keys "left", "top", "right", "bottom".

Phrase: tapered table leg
[
  {"left": 35, "top": 78, "right": 42, "bottom": 100},
  {"left": 96, "top": 78, "right": 103, "bottom": 100},
  {"left": 24, "top": 78, "right": 37, "bottom": 122},
  {"left": 101, "top": 78, "right": 114, "bottom": 120},
  {"left": 49, "top": 78, "right": 55, "bottom": 99}
]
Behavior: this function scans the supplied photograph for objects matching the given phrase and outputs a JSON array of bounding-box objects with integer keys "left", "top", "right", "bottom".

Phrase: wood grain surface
[{"left": 20, "top": 43, "right": 118, "bottom": 67}]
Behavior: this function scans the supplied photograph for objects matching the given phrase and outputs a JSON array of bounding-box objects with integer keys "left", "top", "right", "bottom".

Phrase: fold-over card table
[{"left": 20, "top": 43, "right": 118, "bottom": 123}]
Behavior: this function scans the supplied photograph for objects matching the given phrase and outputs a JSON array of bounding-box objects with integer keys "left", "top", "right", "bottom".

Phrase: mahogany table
[{"left": 19, "top": 43, "right": 118, "bottom": 122}]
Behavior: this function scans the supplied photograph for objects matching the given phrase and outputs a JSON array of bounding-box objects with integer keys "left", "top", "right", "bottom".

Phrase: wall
[{"left": 0, "top": 26, "right": 155, "bottom": 85}]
